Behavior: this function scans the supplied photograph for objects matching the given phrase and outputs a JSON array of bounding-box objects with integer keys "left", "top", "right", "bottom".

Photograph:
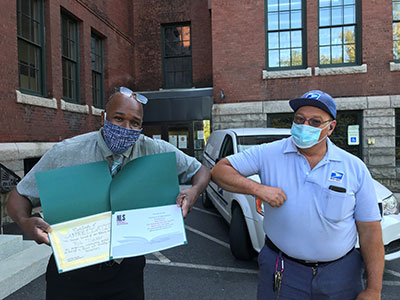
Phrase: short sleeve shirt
[
  {"left": 18, "top": 129, "right": 201, "bottom": 206},
  {"left": 227, "top": 137, "right": 381, "bottom": 261}
]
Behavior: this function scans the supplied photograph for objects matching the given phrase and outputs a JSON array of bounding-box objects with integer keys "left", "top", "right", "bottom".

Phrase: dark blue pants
[
  {"left": 257, "top": 245, "right": 364, "bottom": 300},
  {"left": 46, "top": 255, "right": 146, "bottom": 300}
]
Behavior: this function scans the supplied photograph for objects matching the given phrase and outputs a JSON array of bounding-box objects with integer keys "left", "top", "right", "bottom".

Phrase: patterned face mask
[{"left": 103, "top": 118, "right": 142, "bottom": 154}]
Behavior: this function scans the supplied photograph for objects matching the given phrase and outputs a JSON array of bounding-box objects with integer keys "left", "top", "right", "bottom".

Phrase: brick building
[
  {"left": 1, "top": 0, "right": 400, "bottom": 200},
  {"left": 0, "top": 0, "right": 213, "bottom": 222},
  {"left": 211, "top": 0, "right": 400, "bottom": 191}
]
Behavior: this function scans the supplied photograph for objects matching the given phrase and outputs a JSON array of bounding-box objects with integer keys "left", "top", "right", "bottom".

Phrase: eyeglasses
[
  {"left": 116, "top": 87, "right": 148, "bottom": 105},
  {"left": 293, "top": 115, "right": 332, "bottom": 128}
]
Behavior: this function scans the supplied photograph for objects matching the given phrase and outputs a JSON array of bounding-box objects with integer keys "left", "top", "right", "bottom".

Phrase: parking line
[
  {"left": 185, "top": 225, "right": 230, "bottom": 249},
  {"left": 191, "top": 206, "right": 221, "bottom": 217},
  {"left": 147, "top": 259, "right": 258, "bottom": 274},
  {"left": 385, "top": 268, "right": 400, "bottom": 278},
  {"left": 153, "top": 251, "right": 171, "bottom": 263},
  {"left": 382, "top": 280, "right": 400, "bottom": 286}
]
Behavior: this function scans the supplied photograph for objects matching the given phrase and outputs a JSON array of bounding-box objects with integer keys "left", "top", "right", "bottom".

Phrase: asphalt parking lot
[{"left": 6, "top": 194, "right": 400, "bottom": 300}]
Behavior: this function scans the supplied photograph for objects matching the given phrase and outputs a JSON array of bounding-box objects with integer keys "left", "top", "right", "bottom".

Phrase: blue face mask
[
  {"left": 103, "top": 118, "right": 142, "bottom": 154},
  {"left": 290, "top": 122, "right": 329, "bottom": 149}
]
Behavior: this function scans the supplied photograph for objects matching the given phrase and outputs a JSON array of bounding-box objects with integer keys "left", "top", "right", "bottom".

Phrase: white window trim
[
  {"left": 390, "top": 62, "right": 400, "bottom": 72},
  {"left": 91, "top": 106, "right": 104, "bottom": 116},
  {"left": 16, "top": 90, "right": 57, "bottom": 109},
  {"left": 60, "top": 99, "right": 89, "bottom": 114},
  {"left": 314, "top": 64, "right": 367, "bottom": 76},
  {"left": 262, "top": 68, "right": 312, "bottom": 80}
]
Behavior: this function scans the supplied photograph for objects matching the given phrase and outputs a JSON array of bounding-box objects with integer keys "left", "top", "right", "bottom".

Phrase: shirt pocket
[{"left": 321, "top": 188, "right": 355, "bottom": 223}]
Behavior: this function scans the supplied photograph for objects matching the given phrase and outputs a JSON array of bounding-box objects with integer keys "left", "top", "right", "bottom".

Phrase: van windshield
[{"left": 237, "top": 135, "right": 290, "bottom": 152}]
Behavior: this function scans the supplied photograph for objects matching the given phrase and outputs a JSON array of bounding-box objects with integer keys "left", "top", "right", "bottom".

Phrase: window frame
[
  {"left": 318, "top": 0, "right": 362, "bottom": 67},
  {"left": 91, "top": 32, "right": 104, "bottom": 109},
  {"left": 161, "top": 22, "right": 193, "bottom": 89},
  {"left": 394, "top": 0, "right": 400, "bottom": 62},
  {"left": 61, "top": 12, "right": 80, "bottom": 104},
  {"left": 17, "top": 0, "right": 46, "bottom": 96},
  {"left": 265, "top": 0, "right": 307, "bottom": 70},
  {"left": 396, "top": 109, "right": 400, "bottom": 163}
]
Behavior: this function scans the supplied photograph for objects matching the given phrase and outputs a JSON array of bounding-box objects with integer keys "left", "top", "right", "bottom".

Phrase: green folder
[
  {"left": 35, "top": 161, "right": 112, "bottom": 225},
  {"left": 36, "top": 152, "right": 180, "bottom": 224},
  {"left": 110, "top": 152, "right": 180, "bottom": 211}
]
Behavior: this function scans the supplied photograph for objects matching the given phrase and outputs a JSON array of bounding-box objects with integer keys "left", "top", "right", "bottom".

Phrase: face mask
[
  {"left": 103, "top": 116, "right": 142, "bottom": 154},
  {"left": 290, "top": 122, "right": 330, "bottom": 149}
]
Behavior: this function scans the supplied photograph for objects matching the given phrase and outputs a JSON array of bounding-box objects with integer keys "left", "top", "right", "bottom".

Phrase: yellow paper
[{"left": 49, "top": 211, "right": 111, "bottom": 273}]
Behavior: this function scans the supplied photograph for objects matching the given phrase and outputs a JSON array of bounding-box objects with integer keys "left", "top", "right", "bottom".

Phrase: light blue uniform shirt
[
  {"left": 227, "top": 137, "right": 381, "bottom": 262},
  {"left": 18, "top": 129, "right": 201, "bottom": 206}
]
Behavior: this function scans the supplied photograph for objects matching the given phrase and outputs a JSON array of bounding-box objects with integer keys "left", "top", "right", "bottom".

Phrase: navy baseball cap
[{"left": 289, "top": 90, "right": 337, "bottom": 119}]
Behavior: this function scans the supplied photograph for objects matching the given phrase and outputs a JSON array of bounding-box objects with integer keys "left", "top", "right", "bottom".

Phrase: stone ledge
[
  {"left": 60, "top": 100, "right": 89, "bottom": 114},
  {"left": 314, "top": 64, "right": 367, "bottom": 76},
  {"left": 91, "top": 106, "right": 104, "bottom": 116},
  {"left": 262, "top": 67, "right": 312, "bottom": 79},
  {"left": 0, "top": 142, "right": 55, "bottom": 161},
  {"left": 16, "top": 90, "right": 57, "bottom": 109},
  {"left": 390, "top": 62, "right": 400, "bottom": 72}
]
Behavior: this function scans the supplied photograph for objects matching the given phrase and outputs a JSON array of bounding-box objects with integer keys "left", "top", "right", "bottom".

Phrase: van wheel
[
  {"left": 202, "top": 190, "right": 213, "bottom": 208},
  {"left": 229, "top": 206, "right": 256, "bottom": 260}
]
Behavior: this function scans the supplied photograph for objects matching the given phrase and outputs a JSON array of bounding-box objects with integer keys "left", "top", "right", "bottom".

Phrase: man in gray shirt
[{"left": 7, "top": 87, "right": 211, "bottom": 300}]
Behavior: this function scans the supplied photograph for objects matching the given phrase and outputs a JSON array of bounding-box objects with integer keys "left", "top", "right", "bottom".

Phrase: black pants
[{"left": 46, "top": 255, "right": 146, "bottom": 300}]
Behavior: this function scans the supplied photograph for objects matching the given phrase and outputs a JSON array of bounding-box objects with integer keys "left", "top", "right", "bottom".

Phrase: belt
[{"left": 265, "top": 235, "right": 354, "bottom": 267}]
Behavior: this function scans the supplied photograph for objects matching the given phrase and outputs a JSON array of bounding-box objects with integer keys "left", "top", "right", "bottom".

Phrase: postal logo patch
[
  {"left": 329, "top": 171, "right": 344, "bottom": 182},
  {"left": 304, "top": 92, "right": 322, "bottom": 100}
]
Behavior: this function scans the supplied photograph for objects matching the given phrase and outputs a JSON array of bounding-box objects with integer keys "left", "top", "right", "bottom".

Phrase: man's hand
[
  {"left": 255, "top": 185, "right": 287, "bottom": 207},
  {"left": 19, "top": 216, "right": 51, "bottom": 245},
  {"left": 356, "top": 288, "right": 381, "bottom": 300},
  {"left": 176, "top": 186, "right": 199, "bottom": 218}
]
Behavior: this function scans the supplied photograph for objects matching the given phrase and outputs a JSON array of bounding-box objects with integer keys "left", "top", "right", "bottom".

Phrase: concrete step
[
  {"left": 0, "top": 239, "right": 51, "bottom": 299},
  {"left": 0, "top": 235, "right": 23, "bottom": 261}
]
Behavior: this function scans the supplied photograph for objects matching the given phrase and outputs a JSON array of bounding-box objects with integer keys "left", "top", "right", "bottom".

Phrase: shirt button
[{"left": 306, "top": 172, "right": 309, "bottom": 175}]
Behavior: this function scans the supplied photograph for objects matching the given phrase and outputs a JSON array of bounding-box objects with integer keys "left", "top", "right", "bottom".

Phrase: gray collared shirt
[{"left": 18, "top": 129, "right": 201, "bottom": 206}]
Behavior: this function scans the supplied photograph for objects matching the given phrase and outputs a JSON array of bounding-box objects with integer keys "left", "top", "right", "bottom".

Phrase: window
[
  {"left": 267, "top": 113, "right": 293, "bottom": 128},
  {"left": 219, "top": 135, "right": 234, "bottom": 159},
  {"left": 61, "top": 13, "right": 79, "bottom": 103},
  {"left": 91, "top": 33, "right": 104, "bottom": 108},
  {"left": 266, "top": 0, "right": 305, "bottom": 69},
  {"left": 162, "top": 23, "right": 192, "bottom": 88},
  {"left": 396, "top": 109, "right": 400, "bottom": 162},
  {"left": 319, "top": 0, "right": 360, "bottom": 66},
  {"left": 17, "top": 0, "right": 45, "bottom": 95},
  {"left": 394, "top": 0, "right": 400, "bottom": 61}
]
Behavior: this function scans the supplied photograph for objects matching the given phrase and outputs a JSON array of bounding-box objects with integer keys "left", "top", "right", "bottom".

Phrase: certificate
[
  {"left": 49, "top": 211, "right": 111, "bottom": 273},
  {"left": 111, "top": 205, "right": 187, "bottom": 259}
]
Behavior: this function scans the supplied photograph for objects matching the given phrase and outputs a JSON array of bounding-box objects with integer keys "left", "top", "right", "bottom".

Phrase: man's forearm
[
  {"left": 7, "top": 188, "right": 33, "bottom": 225},
  {"left": 191, "top": 165, "right": 211, "bottom": 195},
  {"left": 357, "top": 221, "right": 384, "bottom": 293},
  {"left": 211, "top": 158, "right": 260, "bottom": 195}
]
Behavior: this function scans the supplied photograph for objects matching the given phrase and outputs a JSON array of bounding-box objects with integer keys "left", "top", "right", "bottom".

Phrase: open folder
[{"left": 35, "top": 152, "right": 187, "bottom": 273}]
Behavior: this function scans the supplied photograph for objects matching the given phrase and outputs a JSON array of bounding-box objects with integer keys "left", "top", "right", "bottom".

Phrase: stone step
[
  {"left": 0, "top": 235, "right": 23, "bottom": 261},
  {"left": 0, "top": 239, "right": 51, "bottom": 299}
]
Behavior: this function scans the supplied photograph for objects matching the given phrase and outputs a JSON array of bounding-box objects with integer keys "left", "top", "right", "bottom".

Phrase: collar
[
  {"left": 97, "top": 128, "right": 135, "bottom": 159},
  {"left": 284, "top": 137, "right": 342, "bottom": 162}
]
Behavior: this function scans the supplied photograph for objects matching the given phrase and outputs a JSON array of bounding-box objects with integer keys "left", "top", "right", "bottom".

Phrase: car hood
[{"left": 373, "top": 179, "right": 392, "bottom": 203}]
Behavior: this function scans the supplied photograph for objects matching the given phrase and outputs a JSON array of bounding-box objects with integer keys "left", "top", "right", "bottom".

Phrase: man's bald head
[{"left": 102, "top": 92, "right": 143, "bottom": 130}]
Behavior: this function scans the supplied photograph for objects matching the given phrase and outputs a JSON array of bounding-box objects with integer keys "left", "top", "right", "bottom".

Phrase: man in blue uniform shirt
[{"left": 211, "top": 90, "right": 384, "bottom": 300}]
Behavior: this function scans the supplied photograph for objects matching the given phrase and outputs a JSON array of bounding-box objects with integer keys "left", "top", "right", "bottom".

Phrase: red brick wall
[
  {"left": 0, "top": 0, "right": 136, "bottom": 143},
  {"left": 133, "top": 0, "right": 212, "bottom": 90},
  {"left": 212, "top": 0, "right": 400, "bottom": 103}
]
